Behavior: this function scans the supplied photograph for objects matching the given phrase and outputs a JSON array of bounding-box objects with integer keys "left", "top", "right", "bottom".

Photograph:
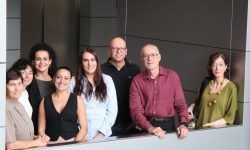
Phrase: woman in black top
[
  {"left": 27, "top": 43, "right": 57, "bottom": 135},
  {"left": 38, "top": 66, "right": 87, "bottom": 142}
]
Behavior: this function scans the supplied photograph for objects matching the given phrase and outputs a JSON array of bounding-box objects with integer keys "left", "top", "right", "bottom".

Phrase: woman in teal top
[{"left": 188, "top": 52, "right": 237, "bottom": 128}]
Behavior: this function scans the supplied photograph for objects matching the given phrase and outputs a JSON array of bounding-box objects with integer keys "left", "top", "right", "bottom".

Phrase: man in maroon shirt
[{"left": 130, "top": 44, "right": 189, "bottom": 139}]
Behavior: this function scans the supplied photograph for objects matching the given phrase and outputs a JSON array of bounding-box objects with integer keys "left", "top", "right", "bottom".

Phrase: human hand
[
  {"left": 40, "top": 134, "right": 50, "bottom": 143},
  {"left": 93, "top": 132, "right": 105, "bottom": 139},
  {"left": 177, "top": 125, "right": 189, "bottom": 139},
  {"left": 34, "top": 136, "right": 48, "bottom": 147},
  {"left": 36, "top": 133, "right": 50, "bottom": 143},
  {"left": 148, "top": 127, "right": 166, "bottom": 139}
]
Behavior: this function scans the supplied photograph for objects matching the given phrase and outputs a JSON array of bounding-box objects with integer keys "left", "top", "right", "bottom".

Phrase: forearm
[
  {"left": 7, "top": 140, "right": 39, "bottom": 150},
  {"left": 75, "top": 129, "right": 87, "bottom": 141},
  {"left": 204, "top": 118, "right": 227, "bottom": 127},
  {"left": 210, "top": 118, "right": 227, "bottom": 125}
]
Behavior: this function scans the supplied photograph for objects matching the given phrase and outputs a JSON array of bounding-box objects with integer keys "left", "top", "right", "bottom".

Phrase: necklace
[{"left": 208, "top": 79, "right": 224, "bottom": 106}]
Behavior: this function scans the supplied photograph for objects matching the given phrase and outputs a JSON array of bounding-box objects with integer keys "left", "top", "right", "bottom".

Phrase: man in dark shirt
[
  {"left": 130, "top": 44, "right": 189, "bottom": 139},
  {"left": 101, "top": 36, "right": 141, "bottom": 136}
]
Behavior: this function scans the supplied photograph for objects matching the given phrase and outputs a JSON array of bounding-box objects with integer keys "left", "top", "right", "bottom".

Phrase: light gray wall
[
  {"left": 0, "top": 0, "right": 6, "bottom": 149},
  {"left": 34, "top": 126, "right": 243, "bottom": 150}
]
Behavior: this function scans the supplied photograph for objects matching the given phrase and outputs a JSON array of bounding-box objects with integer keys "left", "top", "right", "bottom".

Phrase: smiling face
[
  {"left": 54, "top": 68, "right": 72, "bottom": 91},
  {"left": 109, "top": 37, "right": 127, "bottom": 63},
  {"left": 6, "top": 78, "right": 23, "bottom": 100},
  {"left": 210, "top": 56, "right": 228, "bottom": 79},
  {"left": 82, "top": 52, "right": 97, "bottom": 75},
  {"left": 20, "top": 65, "right": 33, "bottom": 87},
  {"left": 141, "top": 44, "right": 161, "bottom": 71},
  {"left": 34, "top": 50, "right": 52, "bottom": 73}
]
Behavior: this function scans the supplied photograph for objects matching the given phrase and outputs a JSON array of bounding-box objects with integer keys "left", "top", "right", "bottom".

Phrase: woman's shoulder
[
  {"left": 227, "top": 80, "right": 237, "bottom": 90},
  {"left": 102, "top": 73, "right": 113, "bottom": 81}
]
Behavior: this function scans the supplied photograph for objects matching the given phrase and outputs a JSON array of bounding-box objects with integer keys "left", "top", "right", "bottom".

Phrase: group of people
[{"left": 5, "top": 36, "right": 238, "bottom": 149}]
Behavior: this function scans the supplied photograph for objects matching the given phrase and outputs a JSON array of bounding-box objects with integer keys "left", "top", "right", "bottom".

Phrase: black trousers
[
  {"left": 111, "top": 124, "right": 143, "bottom": 136},
  {"left": 147, "top": 116, "right": 176, "bottom": 132}
]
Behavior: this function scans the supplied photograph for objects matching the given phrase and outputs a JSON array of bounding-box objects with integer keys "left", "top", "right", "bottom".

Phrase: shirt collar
[
  {"left": 107, "top": 57, "right": 131, "bottom": 67},
  {"left": 142, "top": 66, "right": 168, "bottom": 79}
]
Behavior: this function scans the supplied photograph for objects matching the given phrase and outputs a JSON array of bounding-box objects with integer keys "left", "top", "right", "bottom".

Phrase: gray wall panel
[
  {"left": 44, "top": 0, "right": 78, "bottom": 72},
  {"left": 80, "top": 0, "right": 117, "bottom": 17},
  {"left": 80, "top": 18, "right": 117, "bottom": 46},
  {"left": 90, "top": 0, "right": 116, "bottom": 17},
  {"left": 231, "top": 51, "right": 245, "bottom": 102},
  {"left": 183, "top": 91, "right": 197, "bottom": 106},
  {"left": 117, "top": 0, "right": 126, "bottom": 35},
  {"left": 126, "top": 36, "right": 231, "bottom": 92},
  {"left": 80, "top": 17, "right": 91, "bottom": 45},
  {"left": 21, "top": 0, "right": 42, "bottom": 59},
  {"left": 80, "top": 46, "right": 109, "bottom": 65},
  {"left": 7, "top": 19, "right": 20, "bottom": 50},
  {"left": 235, "top": 102, "right": 244, "bottom": 125},
  {"left": 7, "top": 50, "right": 20, "bottom": 69},
  {"left": 231, "top": 0, "right": 248, "bottom": 51},
  {"left": 126, "top": 0, "right": 232, "bottom": 49},
  {"left": 7, "top": 0, "right": 21, "bottom": 18}
]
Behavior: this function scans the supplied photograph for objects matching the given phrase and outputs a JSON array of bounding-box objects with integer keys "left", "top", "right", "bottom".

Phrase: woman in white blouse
[{"left": 68, "top": 48, "right": 118, "bottom": 140}]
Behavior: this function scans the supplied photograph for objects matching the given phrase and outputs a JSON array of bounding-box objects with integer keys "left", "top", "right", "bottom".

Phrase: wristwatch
[{"left": 180, "top": 122, "right": 188, "bottom": 127}]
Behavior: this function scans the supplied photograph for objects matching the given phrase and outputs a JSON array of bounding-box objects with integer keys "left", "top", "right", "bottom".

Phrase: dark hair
[
  {"left": 29, "top": 43, "right": 57, "bottom": 77},
  {"left": 10, "top": 58, "right": 32, "bottom": 72},
  {"left": 208, "top": 52, "right": 229, "bottom": 78},
  {"left": 6, "top": 69, "right": 23, "bottom": 84},
  {"left": 74, "top": 48, "right": 107, "bottom": 102},
  {"left": 54, "top": 66, "right": 73, "bottom": 78}
]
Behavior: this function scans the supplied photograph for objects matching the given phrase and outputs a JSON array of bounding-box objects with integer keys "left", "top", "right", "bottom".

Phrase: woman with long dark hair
[{"left": 69, "top": 48, "right": 117, "bottom": 140}]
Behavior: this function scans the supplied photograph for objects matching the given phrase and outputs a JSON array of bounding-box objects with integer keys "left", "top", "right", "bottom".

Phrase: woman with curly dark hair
[{"left": 27, "top": 43, "right": 57, "bottom": 135}]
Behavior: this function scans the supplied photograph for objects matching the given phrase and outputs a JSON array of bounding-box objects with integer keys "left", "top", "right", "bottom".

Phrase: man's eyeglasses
[
  {"left": 111, "top": 47, "right": 126, "bottom": 52},
  {"left": 142, "top": 53, "right": 159, "bottom": 59}
]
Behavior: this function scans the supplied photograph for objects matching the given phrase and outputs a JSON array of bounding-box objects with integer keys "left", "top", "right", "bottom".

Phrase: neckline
[
  {"left": 50, "top": 93, "right": 71, "bottom": 115},
  {"left": 209, "top": 80, "right": 230, "bottom": 94}
]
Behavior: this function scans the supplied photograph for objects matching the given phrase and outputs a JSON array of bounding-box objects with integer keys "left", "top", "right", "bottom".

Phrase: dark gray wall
[
  {"left": 80, "top": 0, "right": 118, "bottom": 64},
  {"left": 21, "top": 0, "right": 79, "bottom": 73},
  {"left": 117, "top": 0, "right": 247, "bottom": 123}
]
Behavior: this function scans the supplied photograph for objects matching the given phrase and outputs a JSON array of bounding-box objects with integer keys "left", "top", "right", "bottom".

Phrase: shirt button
[{"left": 153, "top": 111, "right": 156, "bottom": 114}]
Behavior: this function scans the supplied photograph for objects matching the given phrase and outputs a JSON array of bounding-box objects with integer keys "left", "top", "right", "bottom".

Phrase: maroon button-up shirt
[{"left": 130, "top": 66, "right": 188, "bottom": 131}]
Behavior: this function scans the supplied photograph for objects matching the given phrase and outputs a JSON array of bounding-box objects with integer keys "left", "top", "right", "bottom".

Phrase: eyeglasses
[
  {"left": 111, "top": 47, "right": 126, "bottom": 52},
  {"left": 211, "top": 63, "right": 226, "bottom": 68},
  {"left": 142, "top": 53, "right": 159, "bottom": 59}
]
